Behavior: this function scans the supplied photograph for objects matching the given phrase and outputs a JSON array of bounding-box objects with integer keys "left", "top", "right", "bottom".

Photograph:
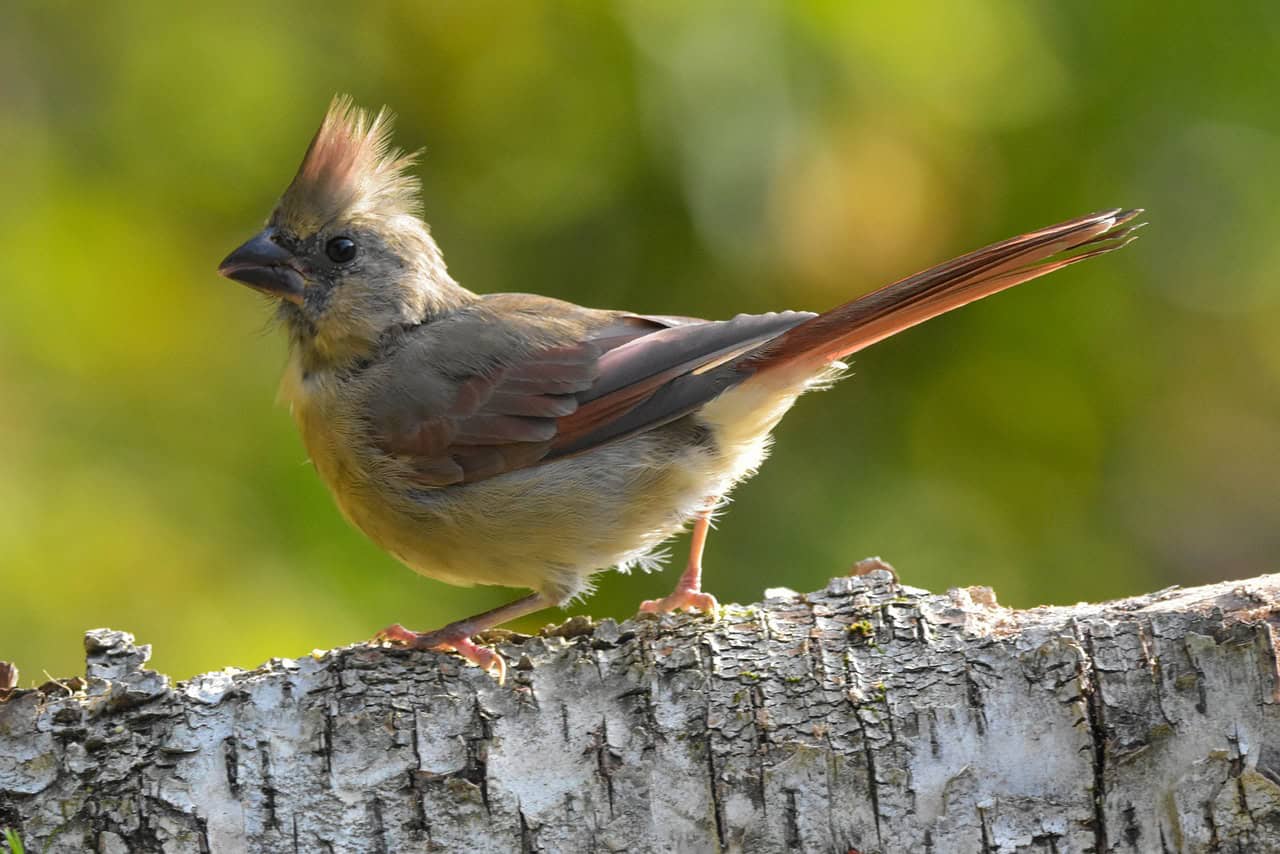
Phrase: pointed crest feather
[{"left": 276, "top": 95, "right": 421, "bottom": 231}]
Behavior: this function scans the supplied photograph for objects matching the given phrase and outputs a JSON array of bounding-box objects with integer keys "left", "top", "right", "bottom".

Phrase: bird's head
[{"left": 218, "top": 96, "right": 469, "bottom": 366}]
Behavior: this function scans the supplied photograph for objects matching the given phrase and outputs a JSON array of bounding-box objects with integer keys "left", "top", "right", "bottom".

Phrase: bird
[{"left": 218, "top": 96, "right": 1141, "bottom": 681}]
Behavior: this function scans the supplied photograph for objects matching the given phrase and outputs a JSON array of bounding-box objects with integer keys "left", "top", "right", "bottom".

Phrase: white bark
[{"left": 2, "top": 572, "right": 1279, "bottom": 853}]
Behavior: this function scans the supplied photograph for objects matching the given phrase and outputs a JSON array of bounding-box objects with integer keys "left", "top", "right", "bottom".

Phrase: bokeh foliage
[{"left": 2, "top": 1, "right": 1278, "bottom": 680}]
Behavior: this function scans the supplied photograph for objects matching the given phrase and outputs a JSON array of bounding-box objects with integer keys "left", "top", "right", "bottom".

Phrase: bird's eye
[{"left": 325, "top": 236, "right": 357, "bottom": 264}]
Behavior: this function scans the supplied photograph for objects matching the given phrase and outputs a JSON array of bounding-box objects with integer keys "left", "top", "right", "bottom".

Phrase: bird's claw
[
  {"left": 639, "top": 588, "right": 719, "bottom": 615},
  {"left": 850, "top": 556, "right": 898, "bottom": 582},
  {"left": 373, "top": 623, "right": 420, "bottom": 645},
  {"left": 371, "top": 623, "right": 507, "bottom": 684}
]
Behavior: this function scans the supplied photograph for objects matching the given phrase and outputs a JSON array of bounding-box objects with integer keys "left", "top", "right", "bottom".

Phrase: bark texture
[{"left": 2, "top": 571, "right": 1279, "bottom": 853}]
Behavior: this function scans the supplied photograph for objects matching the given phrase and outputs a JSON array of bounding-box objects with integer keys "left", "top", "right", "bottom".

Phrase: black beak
[{"left": 217, "top": 228, "right": 306, "bottom": 304}]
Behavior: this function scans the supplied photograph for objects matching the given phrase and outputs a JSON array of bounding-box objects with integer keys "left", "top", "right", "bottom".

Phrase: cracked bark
[{"left": 2, "top": 572, "right": 1279, "bottom": 853}]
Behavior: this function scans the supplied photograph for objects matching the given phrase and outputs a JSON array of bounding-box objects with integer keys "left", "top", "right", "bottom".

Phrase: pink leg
[
  {"left": 640, "top": 504, "right": 719, "bottom": 615},
  {"left": 373, "top": 592, "right": 551, "bottom": 684}
]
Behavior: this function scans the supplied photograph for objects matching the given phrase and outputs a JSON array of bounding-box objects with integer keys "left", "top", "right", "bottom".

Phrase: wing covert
[{"left": 380, "top": 308, "right": 812, "bottom": 486}]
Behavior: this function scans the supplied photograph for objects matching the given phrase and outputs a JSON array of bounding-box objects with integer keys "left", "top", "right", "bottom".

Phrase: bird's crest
[{"left": 275, "top": 95, "right": 421, "bottom": 232}]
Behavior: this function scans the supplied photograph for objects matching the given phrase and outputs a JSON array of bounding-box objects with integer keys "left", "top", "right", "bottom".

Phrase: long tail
[{"left": 742, "top": 208, "right": 1143, "bottom": 374}]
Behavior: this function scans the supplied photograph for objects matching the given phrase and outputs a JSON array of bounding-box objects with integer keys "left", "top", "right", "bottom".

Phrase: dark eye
[{"left": 325, "top": 236, "right": 357, "bottom": 263}]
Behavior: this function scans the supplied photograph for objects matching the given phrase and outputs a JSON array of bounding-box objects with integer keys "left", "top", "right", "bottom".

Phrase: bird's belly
[
  {"left": 332, "top": 415, "right": 783, "bottom": 602},
  {"left": 385, "top": 431, "right": 734, "bottom": 600}
]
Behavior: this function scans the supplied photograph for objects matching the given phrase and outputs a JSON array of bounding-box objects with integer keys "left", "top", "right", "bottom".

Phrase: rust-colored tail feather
[{"left": 744, "top": 209, "right": 1144, "bottom": 374}]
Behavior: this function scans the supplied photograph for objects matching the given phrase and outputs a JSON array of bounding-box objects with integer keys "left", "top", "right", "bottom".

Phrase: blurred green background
[{"left": 3, "top": 1, "right": 1278, "bottom": 682}]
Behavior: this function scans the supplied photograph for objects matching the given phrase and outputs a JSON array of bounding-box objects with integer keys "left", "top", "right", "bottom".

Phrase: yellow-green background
[{"left": 3, "top": 2, "right": 1278, "bottom": 681}]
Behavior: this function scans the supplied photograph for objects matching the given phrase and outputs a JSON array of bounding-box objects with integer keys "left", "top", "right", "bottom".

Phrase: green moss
[{"left": 848, "top": 620, "right": 875, "bottom": 640}]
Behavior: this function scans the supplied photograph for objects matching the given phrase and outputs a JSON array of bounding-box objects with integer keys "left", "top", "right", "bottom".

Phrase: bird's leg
[
  {"left": 640, "top": 501, "right": 719, "bottom": 615},
  {"left": 373, "top": 592, "right": 552, "bottom": 683}
]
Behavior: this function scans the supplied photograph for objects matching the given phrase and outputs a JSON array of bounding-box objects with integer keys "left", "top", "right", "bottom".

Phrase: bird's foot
[
  {"left": 850, "top": 556, "right": 898, "bottom": 582},
  {"left": 639, "top": 587, "right": 719, "bottom": 615},
  {"left": 372, "top": 623, "right": 507, "bottom": 684}
]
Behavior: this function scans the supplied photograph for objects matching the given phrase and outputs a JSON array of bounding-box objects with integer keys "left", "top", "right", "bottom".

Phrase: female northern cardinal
[{"left": 219, "top": 97, "right": 1140, "bottom": 680}]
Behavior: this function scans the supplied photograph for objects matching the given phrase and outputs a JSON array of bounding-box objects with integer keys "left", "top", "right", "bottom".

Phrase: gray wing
[{"left": 378, "top": 306, "right": 814, "bottom": 486}]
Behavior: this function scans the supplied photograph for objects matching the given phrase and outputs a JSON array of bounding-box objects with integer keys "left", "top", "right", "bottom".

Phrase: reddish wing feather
[
  {"left": 389, "top": 338, "right": 610, "bottom": 485},
  {"left": 388, "top": 315, "right": 678, "bottom": 485},
  {"left": 387, "top": 312, "right": 811, "bottom": 485}
]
